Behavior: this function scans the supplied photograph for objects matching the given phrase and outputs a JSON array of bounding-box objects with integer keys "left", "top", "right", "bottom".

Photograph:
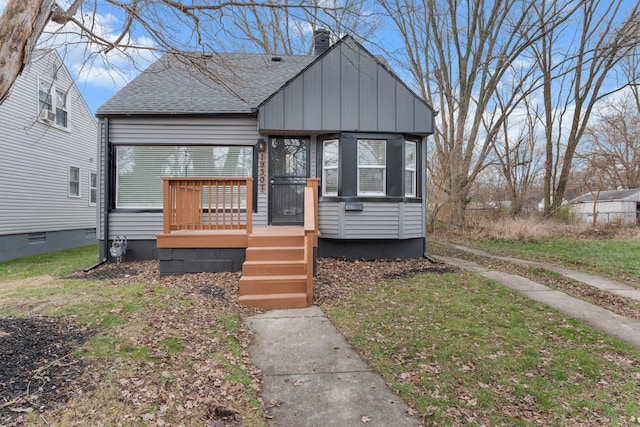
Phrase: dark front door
[{"left": 269, "top": 137, "right": 309, "bottom": 225}]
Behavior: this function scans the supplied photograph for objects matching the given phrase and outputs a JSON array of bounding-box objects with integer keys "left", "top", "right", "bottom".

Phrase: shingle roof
[
  {"left": 570, "top": 188, "right": 640, "bottom": 203},
  {"left": 96, "top": 52, "right": 316, "bottom": 116}
]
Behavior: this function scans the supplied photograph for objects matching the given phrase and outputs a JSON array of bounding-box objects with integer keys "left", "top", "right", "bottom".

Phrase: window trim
[
  {"left": 69, "top": 166, "right": 81, "bottom": 198},
  {"left": 357, "top": 139, "right": 387, "bottom": 196},
  {"left": 37, "top": 77, "right": 69, "bottom": 130},
  {"left": 322, "top": 139, "right": 339, "bottom": 196}
]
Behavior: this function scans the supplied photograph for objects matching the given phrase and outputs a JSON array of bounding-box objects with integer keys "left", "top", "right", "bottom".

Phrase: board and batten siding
[
  {"left": 318, "top": 202, "right": 423, "bottom": 240},
  {"left": 259, "top": 39, "right": 434, "bottom": 135},
  {"left": 0, "top": 50, "right": 97, "bottom": 236},
  {"left": 100, "top": 116, "right": 266, "bottom": 241}
]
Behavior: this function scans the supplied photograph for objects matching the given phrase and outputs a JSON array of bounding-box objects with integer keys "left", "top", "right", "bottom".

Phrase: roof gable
[
  {"left": 96, "top": 53, "right": 315, "bottom": 116},
  {"left": 258, "top": 36, "right": 434, "bottom": 135}
]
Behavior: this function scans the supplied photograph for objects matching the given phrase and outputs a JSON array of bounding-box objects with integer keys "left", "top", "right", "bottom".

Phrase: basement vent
[
  {"left": 28, "top": 232, "right": 46, "bottom": 244},
  {"left": 271, "top": 56, "right": 282, "bottom": 62}
]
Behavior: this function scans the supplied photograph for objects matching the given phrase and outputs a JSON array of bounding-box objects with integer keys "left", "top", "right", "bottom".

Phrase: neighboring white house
[
  {"left": 0, "top": 50, "right": 98, "bottom": 261},
  {"left": 569, "top": 189, "right": 640, "bottom": 227}
]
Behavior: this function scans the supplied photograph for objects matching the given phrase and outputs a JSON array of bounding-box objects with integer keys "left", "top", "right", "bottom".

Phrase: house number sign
[{"left": 259, "top": 152, "right": 266, "bottom": 192}]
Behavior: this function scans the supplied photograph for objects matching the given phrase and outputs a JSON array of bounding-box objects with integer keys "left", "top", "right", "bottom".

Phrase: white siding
[
  {"left": 0, "top": 50, "right": 97, "bottom": 235},
  {"left": 101, "top": 117, "right": 266, "bottom": 239},
  {"left": 318, "top": 202, "right": 424, "bottom": 239}
]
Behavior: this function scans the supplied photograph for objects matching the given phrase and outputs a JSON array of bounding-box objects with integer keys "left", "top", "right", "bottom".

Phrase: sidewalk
[
  {"left": 437, "top": 241, "right": 640, "bottom": 302},
  {"left": 434, "top": 252, "right": 640, "bottom": 349},
  {"left": 246, "top": 306, "right": 421, "bottom": 427}
]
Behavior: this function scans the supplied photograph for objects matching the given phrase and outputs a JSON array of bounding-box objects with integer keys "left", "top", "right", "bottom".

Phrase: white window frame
[
  {"left": 357, "top": 139, "right": 386, "bottom": 196},
  {"left": 405, "top": 141, "right": 417, "bottom": 197},
  {"left": 69, "top": 166, "right": 81, "bottom": 198},
  {"left": 89, "top": 171, "right": 97, "bottom": 206},
  {"left": 322, "top": 139, "right": 339, "bottom": 196},
  {"left": 38, "top": 77, "right": 69, "bottom": 129}
]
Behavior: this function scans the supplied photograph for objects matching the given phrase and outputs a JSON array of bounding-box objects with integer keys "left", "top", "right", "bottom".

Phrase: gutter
[{"left": 84, "top": 117, "right": 111, "bottom": 272}]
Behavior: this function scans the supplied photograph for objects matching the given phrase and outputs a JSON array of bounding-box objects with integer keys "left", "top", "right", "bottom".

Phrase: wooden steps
[{"left": 238, "top": 227, "right": 312, "bottom": 309}]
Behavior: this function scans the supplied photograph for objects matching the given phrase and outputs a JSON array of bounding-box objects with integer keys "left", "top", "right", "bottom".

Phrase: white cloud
[{"left": 36, "top": 5, "right": 157, "bottom": 90}]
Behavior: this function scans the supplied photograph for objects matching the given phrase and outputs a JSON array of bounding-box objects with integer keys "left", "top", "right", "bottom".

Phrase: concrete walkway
[{"left": 246, "top": 306, "right": 421, "bottom": 427}]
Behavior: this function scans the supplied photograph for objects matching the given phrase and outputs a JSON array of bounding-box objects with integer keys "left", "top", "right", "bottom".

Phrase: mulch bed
[{"left": 0, "top": 317, "right": 90, "bottom": 423}]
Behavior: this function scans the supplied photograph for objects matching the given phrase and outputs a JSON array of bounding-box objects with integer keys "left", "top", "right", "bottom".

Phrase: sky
[{"left": 0, "top": 0, "right": 637, "bottom": 117}]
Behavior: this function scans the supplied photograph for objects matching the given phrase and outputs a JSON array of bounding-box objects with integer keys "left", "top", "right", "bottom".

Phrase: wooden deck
[{"left": 156, "top": 178, "right": 320, "bottom": 309}]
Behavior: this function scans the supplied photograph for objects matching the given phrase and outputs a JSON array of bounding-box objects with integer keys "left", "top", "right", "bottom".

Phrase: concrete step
[
  {"left": 238, "top": 292, "right": 308, "bottom": 309},
  {"left": 239, "top": 275, "right": 307, "bottom": 295},
  {"left": 242, "top": 260, "right": 307, "bottom": 276},
  {"left": 245, "top": 246, "right": 304, "bottom": 262}
]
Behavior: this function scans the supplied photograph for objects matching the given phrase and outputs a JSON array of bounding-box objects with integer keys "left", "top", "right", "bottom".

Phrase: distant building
[
  {"left": 569, "top": 189, "right": 640, "bottom": 227},
  {"left": 0, "top": 50, "right": 98, "bottom": 261}
]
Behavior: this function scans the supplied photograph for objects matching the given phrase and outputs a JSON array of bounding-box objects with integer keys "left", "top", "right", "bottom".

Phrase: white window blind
[
  {"left": 357, "top": 139, "right": 386, "bottom": 196},
  {"left": 322, "top": 139, "right": 339, "bottom": 196},
  {"left": 116, "top": 145, "right": 253, "bottom": 208},
  {"left": 405, "top": 141, "right": 416, "bottom": 197}
]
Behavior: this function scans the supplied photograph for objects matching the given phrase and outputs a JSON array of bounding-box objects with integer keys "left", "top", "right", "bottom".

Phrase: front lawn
[{"left": 323, "top": 268, "right": 640, "bottom": 426}]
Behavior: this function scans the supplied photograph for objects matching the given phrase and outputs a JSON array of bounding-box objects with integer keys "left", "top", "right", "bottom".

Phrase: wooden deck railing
[
  {"left": 304, "top": 178, "right": 320, "bottom": 305},
  {"left": 162, "top": 177, "right": 253, "bottom": 234}
]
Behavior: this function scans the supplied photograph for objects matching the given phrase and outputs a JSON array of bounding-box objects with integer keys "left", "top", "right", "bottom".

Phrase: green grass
[
  {"left": 465, "top": 237, "right": 640, "bottom": 286},
  {"left": 325, "top": 271, "right": 640, "bottom": 426},
  {"left": 0, "top": 244, "right": 99, "bottom": 281}
]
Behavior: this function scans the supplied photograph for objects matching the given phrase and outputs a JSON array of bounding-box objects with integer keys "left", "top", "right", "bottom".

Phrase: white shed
[{"left": 569, "top": 189, "right": 640, "bottom": 227}]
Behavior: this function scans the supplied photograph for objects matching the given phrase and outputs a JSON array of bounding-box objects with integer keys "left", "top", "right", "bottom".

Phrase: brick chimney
[{"left": 314, "top": 29, "right": 330, "bottom": 56}]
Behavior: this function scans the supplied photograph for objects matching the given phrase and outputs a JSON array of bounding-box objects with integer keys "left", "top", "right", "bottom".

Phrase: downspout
[{"left": 84, "top": 117, "right": 111, "bottom": 271}]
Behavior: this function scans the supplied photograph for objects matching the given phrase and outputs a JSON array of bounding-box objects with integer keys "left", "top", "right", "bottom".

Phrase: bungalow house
[
  {"left": 0, "top": 50, "right": 97, "bottom": 261},
  {"left": 569, "top": 188, "right": 640, "bottom": 227},
  {"left": 95, "top": 31, "right": 434, "bottom": 308}
]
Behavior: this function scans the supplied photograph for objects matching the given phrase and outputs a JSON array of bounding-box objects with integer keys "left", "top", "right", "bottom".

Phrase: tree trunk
[{"left": 0, "top": 0, "right": 55, "bottom": 105}]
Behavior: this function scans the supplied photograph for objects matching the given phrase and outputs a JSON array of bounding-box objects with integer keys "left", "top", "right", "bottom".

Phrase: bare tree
[
  {"left": 227, "top": 0, "right": 378, "bottom": 55},
  {"left": 533, "top": 0, "right": 640, "bottom": 216},
  {"left": 0, "top": 0, "right": 367, "bottom": 104},
  {"left": 581, "top": 94, "right": 640, "bottom": 189},
  {"left": 489, "top": 94, "right": 544, "bottom": 217},
  {"left": 378, "top": 0, "right": 578, "bottom": 227}
]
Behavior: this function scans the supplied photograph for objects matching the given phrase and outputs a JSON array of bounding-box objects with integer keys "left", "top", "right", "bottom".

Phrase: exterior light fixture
[{"left": 257, "top": 138, "right": 266, "bottom": 152}]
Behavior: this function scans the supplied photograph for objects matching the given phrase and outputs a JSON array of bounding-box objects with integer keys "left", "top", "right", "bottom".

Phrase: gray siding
[
  {"left": 318, "top": 202, "right": 423, "bottom": 240},
  {"left": 100, "top": 116, "right": 267, "bottom": 241},
  {"left": 259, "top": 40, "right": 434, "bottom": 134},
  {"left": 0, "top": 50, "right": 97, "bottom": 237}
]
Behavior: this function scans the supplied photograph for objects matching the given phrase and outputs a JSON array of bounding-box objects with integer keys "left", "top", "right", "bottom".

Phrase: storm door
[{"left": 269, "top": 137, "right": 309, "bottom": 225}]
